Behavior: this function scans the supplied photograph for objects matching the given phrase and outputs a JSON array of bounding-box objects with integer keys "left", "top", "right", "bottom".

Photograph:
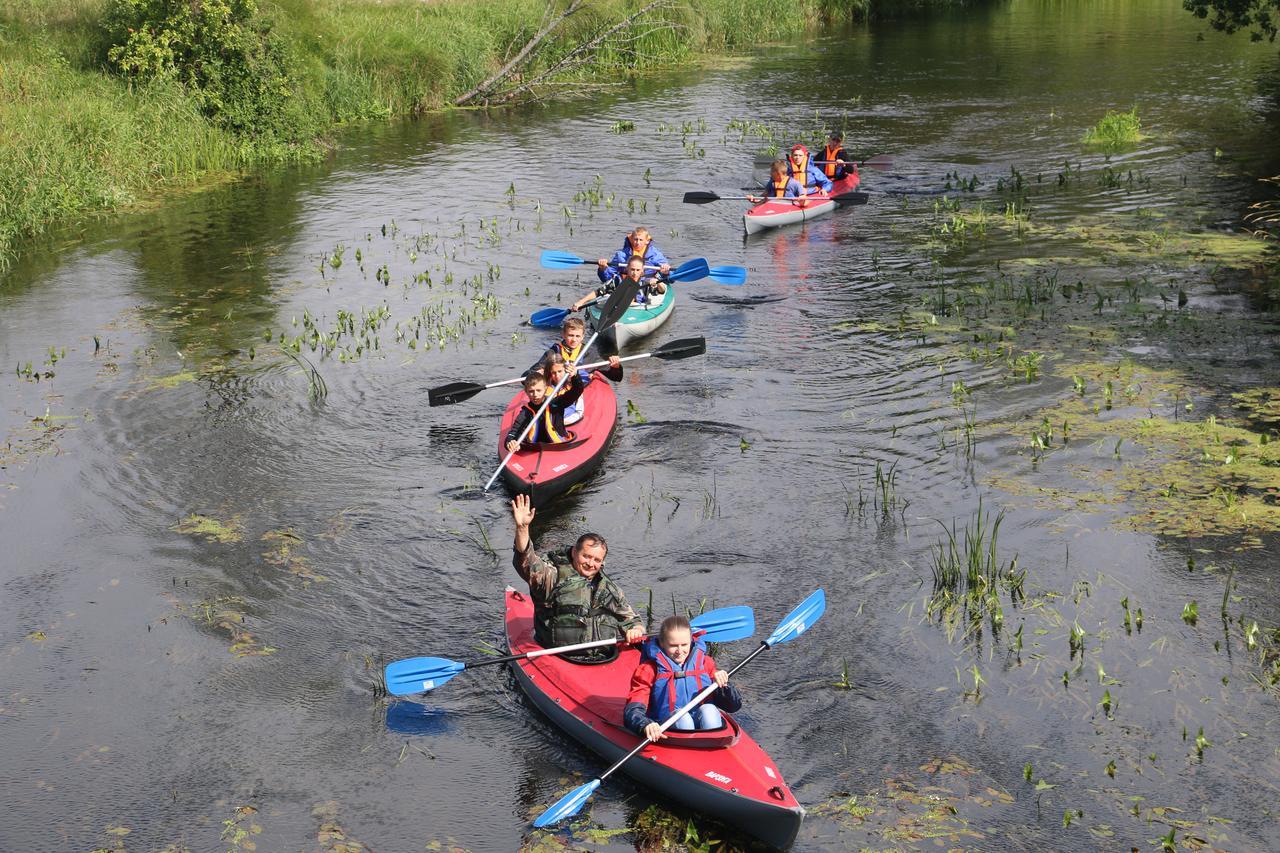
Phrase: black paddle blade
[
  {"left": 428, "top": 381, "right": 485, "bottom": 406},
  {"left": 653, "top": 337, "right": 706, "bottom": 360},
  {"left": 833, "top": 191, "right": 870, "bottom": 207},
  {"left": 597, "top": 278, "right": 641, "bottom": 331},
  {"left": 682, "top": 191, "right": 721, "bottom": 205},
  {"left": 860, "top": 155, "right": 894, "bottom": 170}
]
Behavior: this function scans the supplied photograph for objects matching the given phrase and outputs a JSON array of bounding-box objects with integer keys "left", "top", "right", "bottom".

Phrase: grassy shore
[{"left": 0, "top": 0, "right": 950, "bottom": 270}]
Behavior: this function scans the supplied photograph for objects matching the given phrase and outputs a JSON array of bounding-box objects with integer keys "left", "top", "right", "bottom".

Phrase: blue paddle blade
[
  {"left": 707, "top": 265, "right": 747, "bottom": 285},
  {"left": 540, "top": 249, "right": 588, "bottom": 269},
  {"left": 535, "top": 779, "right": 601, "bottom": 827},
  {"left": 667, "top": 257, "right": 711, "bottom": 283},
  {"left": 384, "top": 657, "right": 466, "bottom": 697},
  {"left": 530, "top": 307, "right": 571, "bottom": 328},
  {"left": 690, "top": 605, "right": 754, "bottom": 642},
  {"left": 764, "top": 589, "right": 826, "bottom": 647}
]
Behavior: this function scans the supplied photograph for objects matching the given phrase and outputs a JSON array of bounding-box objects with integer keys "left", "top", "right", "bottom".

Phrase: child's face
[
  {"left": 563, "top": 327, "right": 584, "bottom": 349},
  {"left": 525, "top": 380, "right": 547, "bottom": 406},
  {"left": 547, "top": 362, "right": 566, "bottom": 385},
  {"left": 661, "top": 628, "right": 692, "bottom": 664}
]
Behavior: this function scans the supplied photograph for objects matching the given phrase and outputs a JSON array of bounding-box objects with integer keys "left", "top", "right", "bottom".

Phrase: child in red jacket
[{"left": 624, "top": 615, "right": 742, "bottom": 742}]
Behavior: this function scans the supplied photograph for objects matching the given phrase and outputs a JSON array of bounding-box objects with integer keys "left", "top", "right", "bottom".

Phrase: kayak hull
[
  {"left": 497, "top": 374, "right": 617, "bottom": 505},
  {"left": 505, "top": 588, "right": 804, "bottom": 849},
  {"left": 743, "top": 173, "right": 861, "bottom": 235},
  {"left": 587, "top": 285, "right": 675, "bottom": 349}
]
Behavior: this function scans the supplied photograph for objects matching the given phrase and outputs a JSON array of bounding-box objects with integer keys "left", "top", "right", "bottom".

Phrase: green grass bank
[{"left": 0, "top": 0, "right": 950, "bottom": 271}]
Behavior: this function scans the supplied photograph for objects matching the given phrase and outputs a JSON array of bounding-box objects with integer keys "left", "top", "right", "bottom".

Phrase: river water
[{"left": 3, "top": 2, "right": 1279, "bottom": 850}]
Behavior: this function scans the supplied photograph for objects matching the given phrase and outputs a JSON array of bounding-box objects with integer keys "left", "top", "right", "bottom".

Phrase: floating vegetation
[
  {"left": 608, "top": 119, "right": 635, "bottom": 133},
  {"left": 261, "top": 529, "right": 326, "bottom": 584},
  {"left": 1081, "top": 107, "right": 1143, "bottom": 151},
  {"left": 313, "top": 800, "right": 368, "bottom": 852},
  {"left": 173, "top": 513, "right": 243, "bottom": 544},
  {"left": 221, "top": 804, "right": 263, "bottom": 851}
]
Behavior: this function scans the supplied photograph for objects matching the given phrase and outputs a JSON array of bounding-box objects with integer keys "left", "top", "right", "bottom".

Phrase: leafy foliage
[
  {"left": 103, "top": 0, "right": 307, "bottom": 139},
  {"left": 1184, "top": 0, "right": 1278, "bottom": 42}
]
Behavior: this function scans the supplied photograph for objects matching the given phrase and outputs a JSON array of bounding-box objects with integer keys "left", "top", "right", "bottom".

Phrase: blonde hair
[{"left": 562, "top": 317, "right": 585, "bottom": 333}]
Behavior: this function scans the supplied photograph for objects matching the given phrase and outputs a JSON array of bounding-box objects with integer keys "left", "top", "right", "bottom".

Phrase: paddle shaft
[
  {"left": 463, "top": 623, "right": 715, "bottom": 670},
  {"left": 597, "top": 640, "right": 773, "bottom": 785}
]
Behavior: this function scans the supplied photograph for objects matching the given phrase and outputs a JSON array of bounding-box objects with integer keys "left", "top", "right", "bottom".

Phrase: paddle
[
  {"left": 483, "top": 277, "right": 640, "bottom": 492},
  {"left": 384, "top": 603, "right": 754, "bottom": 697},
  {"left": 533, "top": 589, "right": 826, "bottom": 828},
  {"left": 540, "top": 250, "right": 745, "bottom": 285},
  {"left": 427, "top": 337, "right": 706, "bottom": 406},
  {"left": 683, "top": 190, "right": 869, "bottom": 208},
  {"left": 529, "top": 302, "right": 597, "bottom": 330}
]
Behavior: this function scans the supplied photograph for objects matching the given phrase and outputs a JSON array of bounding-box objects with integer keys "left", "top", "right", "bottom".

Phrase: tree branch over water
[{"left": 454, "top": 0, "right": 679, "bottom": 107}]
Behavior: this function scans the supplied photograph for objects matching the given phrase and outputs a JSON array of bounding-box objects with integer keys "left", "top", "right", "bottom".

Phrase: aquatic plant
[{"left": 1081, "top": 108, "right": 1143, "bottom": 151}]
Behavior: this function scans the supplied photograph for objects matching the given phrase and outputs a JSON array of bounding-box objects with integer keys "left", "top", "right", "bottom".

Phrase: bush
[{"left": 103, "top": 0, "right": 307, "bottom": 140}]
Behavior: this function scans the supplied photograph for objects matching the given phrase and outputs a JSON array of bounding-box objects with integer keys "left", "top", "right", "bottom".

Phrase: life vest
[
  {"left": 534, "top": 550, "right": 632, "bottom": 648},
  {"left": 552, "top": 341, "right": 582, "bottom": 362},
  {"left": 642, "top": 636, "right": 717, "bottom": 722},
  {"left": 522, "top": 400, "right": 571, "bottom": 444},
  {"left": 627, "top": 235, "right": 651, "bottom": 261},
  {"left": 822, "top": 144, "right": 842, "bottom": 178},
  {"left": 769, "top": 176, "right": 790, "bottom": 198},
  {"left": 788, "top": 153, "right": 809, "bottom": 190}
]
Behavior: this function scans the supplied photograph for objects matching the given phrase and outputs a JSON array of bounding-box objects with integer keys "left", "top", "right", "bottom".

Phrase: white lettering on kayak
[
  {"left": 704, "top": 771, "right": 732, "bottom": 785},
  {"left": 422, "top": 680, "right": 434, "bottom": 690},
  {"left": 765, "top": 766, "right": 776, "bottom": 779},
  {"left": 552, "top": 464, "right": 569, "bottom": 473}
]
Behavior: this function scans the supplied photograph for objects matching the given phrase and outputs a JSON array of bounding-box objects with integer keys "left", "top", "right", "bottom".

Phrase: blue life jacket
[{"left": 641, "top": 636, "right": 716, "bottom": 722}]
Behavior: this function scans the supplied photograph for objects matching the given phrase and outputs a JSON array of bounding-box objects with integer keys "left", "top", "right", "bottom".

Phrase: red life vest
[
  {"left": 822, "top": 144, "right": 842, "bottom": 178},
  {"left": 642, "top": 636, "right": 716, "bottom": 721}
]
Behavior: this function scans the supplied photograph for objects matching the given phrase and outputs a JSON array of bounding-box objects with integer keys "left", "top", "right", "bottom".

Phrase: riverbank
[{"left": 0, "top": 0, "right": 961, "bottom": 272}]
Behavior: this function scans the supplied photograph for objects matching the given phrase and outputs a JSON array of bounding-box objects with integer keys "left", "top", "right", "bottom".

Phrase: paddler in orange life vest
[
  {"left": 624, "top": 615, "right": 743, "bottom": 741},
  {"left": 504, "top": 367, "right": 585, "bottom": 453},
  {"left": 819, "top": 130, "right": 855, "bottom": 181},
  {"left": 748, "top": 159, "right": 805, "bottom": 204},
  {"left": 786, "top": 144, "right": 833, "bottom": 195},
  {"left": 571, "top": 255, "right": 668, "bottom": 312},
  {"left": 596, "top": 226, "right": 671, "bottom": 281}
]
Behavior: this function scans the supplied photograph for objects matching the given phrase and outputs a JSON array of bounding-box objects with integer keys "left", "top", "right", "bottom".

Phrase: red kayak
[
  {"left": 743, "top": 172, "right": 862, "bottom": 235},
  {"left": 497, "top": 372, "right": 618, "bottom": 506},
  {"left": 505, "top": 588, "right": 804, "bottom": 849}
]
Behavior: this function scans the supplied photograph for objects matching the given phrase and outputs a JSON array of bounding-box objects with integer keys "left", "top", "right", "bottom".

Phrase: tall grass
[
  {"left": 1081, "top": 107, "right": 1143, "bottom": 151},
  {"left": 0, "top": 0, "right": 958, "bottom": 269}
]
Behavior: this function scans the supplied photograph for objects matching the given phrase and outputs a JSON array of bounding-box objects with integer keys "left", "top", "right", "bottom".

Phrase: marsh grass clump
[
  {"left": 1081, "top": 108, "right": 1143, "bottom": 151},
  {"left": 927, "top": 500, "right": 1025, "bottom": 634}
]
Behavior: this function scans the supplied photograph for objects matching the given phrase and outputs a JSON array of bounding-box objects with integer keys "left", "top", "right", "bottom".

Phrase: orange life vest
[
  {"left": 822, "top": 144, "right": 842, "bottom": 178},
  {"left": 769, "top": 176, "right": 790, "bottom": 197},
  {"left": 788, "top": 154, "right": 809, "bottom": 190}
]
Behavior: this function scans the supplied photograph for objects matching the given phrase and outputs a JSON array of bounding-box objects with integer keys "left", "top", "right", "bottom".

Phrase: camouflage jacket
[{"left": 513, "top": 542, "right": 643, "bottom": 648}]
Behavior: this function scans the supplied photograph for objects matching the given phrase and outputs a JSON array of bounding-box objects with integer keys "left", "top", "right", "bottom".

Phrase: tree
[{"left": 1184, "top": 0, "right": 1278, "bottom": 42}]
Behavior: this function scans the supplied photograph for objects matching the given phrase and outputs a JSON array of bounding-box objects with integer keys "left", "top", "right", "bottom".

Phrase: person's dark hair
[
  {"left": 542, "top": 351, "right": 566, "bottom": 368},
  {"left": 660, "top": 614, "right": 692, "bottom": 642},
  {"left": 828, "top": 130, "right": 844, "bottom": 143},
  {"left": 523, "top": 369, "right": 547, "bottom": 390},
  {"left": 574, "top": 532, "right": 608, "bottom": 555}
]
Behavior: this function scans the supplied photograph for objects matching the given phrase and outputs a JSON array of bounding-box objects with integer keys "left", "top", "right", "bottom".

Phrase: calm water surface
[{"left": 3, "top": 2, "right": 1279, "bottom": 850}]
